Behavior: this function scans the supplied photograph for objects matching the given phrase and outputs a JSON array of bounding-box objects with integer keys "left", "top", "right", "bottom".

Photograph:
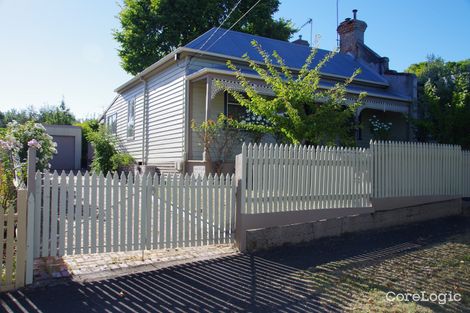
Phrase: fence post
[
  {"left": 24, "top": 146, "right": 36, "bottom": 286},
  {"left": 26, "top": 147, "right": 36, "bottom": 198},
  {"left": 15, "top": 189, "right": 28, "bottom": 288},
  {"left": 234, "top": 144, "right": 247, "bottom": 252}
]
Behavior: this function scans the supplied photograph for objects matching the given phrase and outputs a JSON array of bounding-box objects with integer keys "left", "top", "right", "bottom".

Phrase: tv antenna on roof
[
  {"left": 297, "top": 18, "right": 313, "bottom": 47},
  {"left": 336, "top": 0, "right": 339, "bottom": 47}
]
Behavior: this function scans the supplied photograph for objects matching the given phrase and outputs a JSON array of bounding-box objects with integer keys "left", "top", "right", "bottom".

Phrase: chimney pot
[{"left": 336, "top": 9, "right": 367, "bottom": 57}]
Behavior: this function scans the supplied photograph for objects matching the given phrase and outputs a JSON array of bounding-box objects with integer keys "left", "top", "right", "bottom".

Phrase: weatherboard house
[{"left": 101, "top": 11, "right": 417, "bottom": 175}]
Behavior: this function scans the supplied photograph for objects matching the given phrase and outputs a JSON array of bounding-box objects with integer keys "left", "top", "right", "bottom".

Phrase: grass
[{"left": 295, "top": 232, "right": 470, "bottom": 312}]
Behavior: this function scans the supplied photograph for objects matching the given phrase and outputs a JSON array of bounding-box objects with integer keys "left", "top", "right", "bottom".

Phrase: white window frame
[
  {"left": 127, "top": 99, "right": 135, "bottom": 139},
  {"left": 106, "top": 113, "right": 117, "bottom": 135}
]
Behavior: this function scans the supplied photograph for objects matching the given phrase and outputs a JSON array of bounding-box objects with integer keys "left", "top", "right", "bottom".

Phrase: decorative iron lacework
[
  {"left": 211, "top": 78, "right": 409, "bottom": 113},
  {"left": 211, "top": 78, "right": 274, "bottom": 99}
]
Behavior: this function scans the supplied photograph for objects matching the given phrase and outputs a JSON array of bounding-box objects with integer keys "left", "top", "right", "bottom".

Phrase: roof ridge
[{"left": 186, "top": 27, "right": 334, "bottom": 53}]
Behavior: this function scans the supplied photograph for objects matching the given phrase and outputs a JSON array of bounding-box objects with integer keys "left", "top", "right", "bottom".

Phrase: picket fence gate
[
  {"left": 32, "top": 172, "right": 236, "bottom": 258},
  {"left": 239, "top": 143, "right": 372, "bottom": 214}
]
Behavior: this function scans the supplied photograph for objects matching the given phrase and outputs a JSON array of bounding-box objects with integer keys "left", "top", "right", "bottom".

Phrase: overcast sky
[{"left": 0, "top": 0, "right": 469, "bottom": 119}]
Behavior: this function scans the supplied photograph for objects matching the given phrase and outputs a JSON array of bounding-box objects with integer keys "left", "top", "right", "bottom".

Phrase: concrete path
[{"left": 1, "top": 216, "right": 469, "bottom": 312}]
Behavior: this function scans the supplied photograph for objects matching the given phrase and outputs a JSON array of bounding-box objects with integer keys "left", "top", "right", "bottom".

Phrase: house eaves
[{"left": 186, "top": 67, "right": 412, "bottom": 103}]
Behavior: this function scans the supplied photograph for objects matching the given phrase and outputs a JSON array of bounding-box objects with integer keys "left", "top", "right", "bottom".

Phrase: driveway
[{"left": 1, "top": 216, "right": 469, "bottom": 312}]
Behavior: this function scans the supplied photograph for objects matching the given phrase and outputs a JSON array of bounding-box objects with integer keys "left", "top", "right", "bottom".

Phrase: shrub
[
  {"left": 191, "top": 114, "right": 244, "bottom": 174},
  {"left": 75, "top": 119, "right": 100, "bottom": 168},
  {"left": 0, "top": 121, "right": 56, "bottom": 207},
  {"left": 1, "top": 121, "right": 56, "bottom": 185},
  {"left": 87, "top": 125, "right": 134, "bottom": 174},
  {"left": 368, "top": 115, "right": 393, "bottom": 141},
  {"left": 87, "top": 125, "right": 116, "bottom": 174},
  {"left": 111, "top": 153, "right": 135, "bottom": 171}
]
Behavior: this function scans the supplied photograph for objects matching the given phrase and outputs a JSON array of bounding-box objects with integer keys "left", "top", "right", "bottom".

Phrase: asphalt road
[{"left": 1, "top": 215, "right": 469, "bottom": 313}]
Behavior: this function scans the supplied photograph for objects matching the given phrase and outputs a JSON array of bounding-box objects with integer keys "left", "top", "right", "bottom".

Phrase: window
[
  {"left": 226, "top": 93, "right": 247, "bottom": 120},
  {"left": 225, "top": 93, "right": 269, "bottom": 126},
  {"left": 127, "top": 99, "right": 135, "bottom": 138},
  {"left": 106, "top": 113, "right": 117, "bottom": 134}
]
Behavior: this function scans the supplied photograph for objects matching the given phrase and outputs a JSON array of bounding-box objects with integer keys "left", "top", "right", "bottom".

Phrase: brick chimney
[{"left": 337, "top": 9, "right": 367, "bottom": 58}]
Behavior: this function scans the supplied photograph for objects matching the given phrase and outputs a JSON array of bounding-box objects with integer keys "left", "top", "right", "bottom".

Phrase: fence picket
[
  {"left": 184, "top": 174, "right": 190, "bottom": 246},
  {"left": 127, "top": 173, "right": 134, "bottom": 250},
  {"left": 215, "top": 175, "right": 221, "bottom": 244},
  {"left": 5, "top": 209, "right": 15, "bottom": 285},
  {"left": 82, "top": 172, "right": 90, "bottom": 254},
  {"left": 50, "top": 172, "right": 58, "bottom": 256},
  {"left": 140, "top": 174, "right": 148, "bottom": 250},
  {"left": 120, "top": 174, "right": 126, "bottom": 251},
  {"left": 207, "top": 175, "right": 214, "bottom": 245},
  {"left": 178, "top": 173, "right": 184, "bottom": 247},
  {"left": 171, "top": 174, "right": 177, "bottom": 248},
  {"left": 152, "top": 173, "right": 161, "bottom": 249},
  {"left": 90, "top": 173, "right": 97, "bottom": 254},
  {"left": 98, "top": 173, "right": 105, "bottom": 253},
  {"left": 133, "top": 174, "right": 140, "bottom": 250},
  {"left": 202, "top": 175, "right": 208, "bottom": 246}
]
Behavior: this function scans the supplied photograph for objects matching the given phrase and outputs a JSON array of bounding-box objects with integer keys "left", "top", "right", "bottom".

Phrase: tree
[
  {"left": 114, "top": 0, "right": 296, "bottom": 75},
  {"left": 406, "top": 56, "right": 470, "bottom": 148},
  {"left": 0, "top": 107, "right": 38, "bottom": 128},
  {"left": 0, "top": 100, "right": 76, "bottom": 128},
  {"left": 221, "top": 41, "right": 364, "bottom": 146},
  {"left": 38, "top": 99, "right": 76, "bottom": 125}
]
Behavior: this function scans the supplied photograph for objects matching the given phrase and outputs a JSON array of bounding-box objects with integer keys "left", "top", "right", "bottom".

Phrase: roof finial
[{"left": 353, "top": 9, "right": 358, "bottom": 19}]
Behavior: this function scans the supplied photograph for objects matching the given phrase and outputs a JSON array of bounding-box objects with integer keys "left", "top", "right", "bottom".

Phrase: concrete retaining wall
[{"left": 245, "top": 198, "right": 463, "bottom": 252}]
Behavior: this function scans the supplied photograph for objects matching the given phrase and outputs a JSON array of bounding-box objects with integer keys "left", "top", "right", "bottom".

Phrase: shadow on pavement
[{"left": 1, "top": 216, "right": 469, "bottom": 312}]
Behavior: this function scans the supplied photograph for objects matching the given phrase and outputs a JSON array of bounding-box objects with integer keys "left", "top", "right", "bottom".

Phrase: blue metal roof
[{"left": 185, "top": 28, "right": 390, "bottom": 86}]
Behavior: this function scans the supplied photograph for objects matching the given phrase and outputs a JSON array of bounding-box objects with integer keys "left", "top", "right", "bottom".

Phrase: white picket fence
[
  {"left": 33, "top": 172, "right": 236, "bottom": 257},
  {"left": 370, "top": 141, "right": 463, "bottom": 198},
  {"left": 239, "top": 143, "right": 372, "bottom": 214},
  {"left": 464, "top": 151, "right": 470, "bottom": 197},
  {"left": 0, "top": 190, "right": 29, "bottom": 292}
]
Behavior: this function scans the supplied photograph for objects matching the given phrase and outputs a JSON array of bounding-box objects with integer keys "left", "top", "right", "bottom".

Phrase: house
[{"left": 101, "top": 10, "right": 417, "bottom": 175}]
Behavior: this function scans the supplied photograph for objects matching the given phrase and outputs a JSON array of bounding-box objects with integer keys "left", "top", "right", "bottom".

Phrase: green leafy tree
[
  {"left": 406, "top": 56, "right": 470, "bottom": 148},
  {"left": 74, "top": 119, "right": 100, "bottom": 168},
  {"left": 0, "top": 100, "right": 76, "bottom": 128},
  {"left": 38, "top": 99, "right": 76, "bottom": 125},
  {"left": 0, "top": 107, "right": 38, "bottom": 128},
  {"left": 222, "top": 41, "right": 364, "bottom": 146},
  {"left": 114, "top": 0, "right": 296, "bottom": 75}
]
